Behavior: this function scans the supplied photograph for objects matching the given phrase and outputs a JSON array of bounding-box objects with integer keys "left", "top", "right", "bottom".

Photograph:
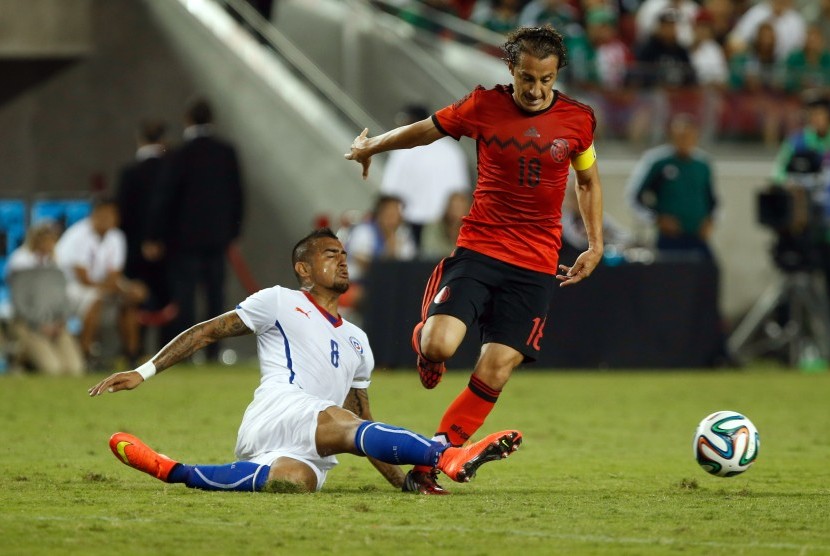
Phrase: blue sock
[
  {"left": 167, "top": 461, "right": 270, "bottom": 492},
  {"left": 355, "top": 421, "right": 448, "bottom": 467}
]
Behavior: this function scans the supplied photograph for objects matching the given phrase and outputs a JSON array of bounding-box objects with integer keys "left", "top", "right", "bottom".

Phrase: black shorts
[{"left": 420, "top": 247, "right": 556, "bottom": 362}]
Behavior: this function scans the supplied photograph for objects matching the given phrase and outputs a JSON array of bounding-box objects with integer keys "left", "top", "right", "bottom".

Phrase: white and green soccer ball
[{"left": 693, "top": 411, "right": 760, "bottom": 477}]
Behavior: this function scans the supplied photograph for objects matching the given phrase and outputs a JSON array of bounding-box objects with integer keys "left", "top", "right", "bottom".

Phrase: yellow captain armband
[{"left": 571, "top": 143, "right": 597, "bottom": 171}]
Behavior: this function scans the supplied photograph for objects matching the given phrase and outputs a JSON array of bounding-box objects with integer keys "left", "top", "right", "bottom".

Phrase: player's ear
[{"left": 294, "top": 261, "right": 311, "bottom": 280}]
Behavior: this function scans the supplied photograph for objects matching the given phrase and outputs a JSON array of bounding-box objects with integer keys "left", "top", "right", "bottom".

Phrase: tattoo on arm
[
  {"left": 212, "top": 311, "right": 253, "bottom": 338},
  {"left": 151, "top": 311, "right": 252, "bottom": 373},
  {"left": 344, "top": 388, "right": 370, "bottom": 419}
]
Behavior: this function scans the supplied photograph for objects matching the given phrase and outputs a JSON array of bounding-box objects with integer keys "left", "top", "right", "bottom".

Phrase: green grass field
[{"left": 1, "top": 365, "right": 828, "bottom": 555}]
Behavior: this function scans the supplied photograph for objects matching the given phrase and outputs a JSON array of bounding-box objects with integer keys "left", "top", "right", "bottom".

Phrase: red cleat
[
  {"left": 412, "top": 321, "right": 446, "bottom": 389},
  {"left": 402, "top": 468, "right": 450, "bottom": 495},
  {"left": 437, "top": 430, "right": 522, "bottom": 483},
  {"left": 109, "top": 432, "right": 178, "bottom": 482}
]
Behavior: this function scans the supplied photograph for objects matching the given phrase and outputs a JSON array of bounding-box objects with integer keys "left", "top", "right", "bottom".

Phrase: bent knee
[
  {"left": 266, "top": 457, "right": 317, "bottom": 493},
  {"left": 421, "top": 318, "right": 466, "bottom": 361},
  {"left": 421, "top": 338, "right": 455, "bottom": 362}
]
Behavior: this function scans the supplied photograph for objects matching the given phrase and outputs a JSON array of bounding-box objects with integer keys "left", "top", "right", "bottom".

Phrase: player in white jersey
[{"left": 89, "top": 229, "right": 522, "bottom": 493}]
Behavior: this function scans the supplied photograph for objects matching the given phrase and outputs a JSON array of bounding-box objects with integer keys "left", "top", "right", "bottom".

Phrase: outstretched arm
[
  {"left": 88, "top": 310, "right": 252, "bottom": 396},
  {"left": 343, "top": 387, "right": 406, "bottom": 489},
  {"left": 344, "top": 118, "right": 445, "bottom": 179}
]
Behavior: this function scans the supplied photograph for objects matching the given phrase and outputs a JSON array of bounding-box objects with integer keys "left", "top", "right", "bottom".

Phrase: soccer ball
[{"left": 693, "top": 411, "right": 760, "bottom": 477}]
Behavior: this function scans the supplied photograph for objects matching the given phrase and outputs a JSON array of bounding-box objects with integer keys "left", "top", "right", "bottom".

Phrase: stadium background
[{"left": 0, "top": 0, "right": 785, "bottom": 363}]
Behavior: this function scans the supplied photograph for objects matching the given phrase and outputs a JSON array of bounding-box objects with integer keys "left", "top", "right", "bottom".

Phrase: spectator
[
  {"left": 518, "top": 0, "right": 577, "bottom": 28},
  {"left": 690, "top": 9, "right": 728, "bottom": 88},
  {"left": 626, "top": 8, "right": 697, "bottom": 143},
  {"left": 727, "top": 0, "right": 806, "bottom": 62},
  {"left": 470, "top": 0, "right": 524, "bottom": 34},
  {"left": 635, "top": 0, "right": 699, "bottom": 49},
  {"left": 566, "top": 6, "right": 635, "bottom": 139},
  {"left": 420, "top": 192, "right": 473, "bottom": 260},
  {"left": 701, "top": 0, "right": 738, "bottom": 46},
  {"left": 6, "top": 221, "right": 85, "bottom": 376},
  {"left": 627, "top": 114, "right": 718, "bottom": 261},
  {"left": 144, "top": 97, "right": 244, "bottom": 363},
  {"left": 345, "top": 195, "right": 417, "bottom": 284},
  {"left": 801, "top": 0, "right": 830, "bottom": 50},
  {"left": 727, "top": 22, "right": 787, "bottom": 145},
  {"left": 783, "top": 24, "right": 830, "bottom": 94},
  {"left": 115, "top": 119, "right": 174, "bottom": 349},
  {"left": 728, "top": 22, "right": 784, "bottom": 92},
  {"left": 629, "top": 9, "right": 697, "bottom": 89},
  {"left": 342, "top": 195, "right": 416, "bottom": 320},
  {"left": 55, "top": 195, "right": 148, "bottom": 367},
  {"left": 585, "top": 6, "right": 633, "bottom": 88},
  {"left": 380, "top": 104, "right": 470, "bottom": 246}
]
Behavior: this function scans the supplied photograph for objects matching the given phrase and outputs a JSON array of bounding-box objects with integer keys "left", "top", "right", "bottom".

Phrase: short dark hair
[
  {"left": 291, "top": 228, "right": 339, "bottom": 282},
  {"left": 138, "top": 119, "right": 167, "bottom": 143},
  {"left": 502, "top": 25, "right": 568, "bottom": 69},
  {"left": 186, "top": 97, "right": 213, "bottom": 125}
]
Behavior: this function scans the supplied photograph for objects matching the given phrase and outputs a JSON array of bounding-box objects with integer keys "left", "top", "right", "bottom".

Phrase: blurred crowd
[
  {"left": 400, "top": 0, "right": 830, "bottom": 145},
  {"left": 1, "top": 97, "right": 244, "bottom": 376}
]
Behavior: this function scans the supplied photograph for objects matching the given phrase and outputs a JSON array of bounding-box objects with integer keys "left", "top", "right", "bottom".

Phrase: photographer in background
[
  {"left": 769, "top": 91, "right": 830, "bottom": 283},
  {"left": 771, "top": 92, "right": 830, "bottom": 186}
]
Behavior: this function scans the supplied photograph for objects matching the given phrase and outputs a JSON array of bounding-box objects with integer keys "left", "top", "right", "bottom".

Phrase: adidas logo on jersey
[{"left": 523, "top": 127, "right": 541, "bottom": 138}]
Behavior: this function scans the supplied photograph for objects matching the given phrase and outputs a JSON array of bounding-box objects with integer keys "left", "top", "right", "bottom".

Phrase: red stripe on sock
[{"left": 469, "top": 375, "right": 501, "bottom": 400}]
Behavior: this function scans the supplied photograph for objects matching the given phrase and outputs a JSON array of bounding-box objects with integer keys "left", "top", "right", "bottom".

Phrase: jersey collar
[
  {"left": 508, "top": 84, "right": 559, "bottom": 117},
  {"left": 302, "top": 291, "right": 343, "bottom": 327}
]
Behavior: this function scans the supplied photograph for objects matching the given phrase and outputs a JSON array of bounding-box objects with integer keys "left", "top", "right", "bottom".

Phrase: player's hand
[
  {"left": 698, "top": 218, "right": 713, "bottom": 241},
  {"left": 88, "top": 370, "right": 144, "bottom": 397},
  {"left": 142, "top": 241, "right": 165, "bottom": 261},
  {"left": 657, "top": 214, "right": 682, "bottom": 237},
  {"left": 556, "top": 247, "right": 602, "bottom": 287},
  {"left": 344, "top": 128, "right": 372, "bottom": 179}
]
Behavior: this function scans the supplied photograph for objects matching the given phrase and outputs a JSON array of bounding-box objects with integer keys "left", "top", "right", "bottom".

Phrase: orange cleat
[
  {"left": 108, "top": 432, "right": 178, "bottom": 482},
  {"left": 412, "top": 321, "right": 446, "bottom": 389},
  {"left": 437, "top": 430, "right": 522, "bottom": 483}
]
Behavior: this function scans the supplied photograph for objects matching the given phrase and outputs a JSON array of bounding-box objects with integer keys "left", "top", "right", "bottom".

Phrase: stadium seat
[{"left": 0, "top": 199, "right": 27, "bottom": 322}]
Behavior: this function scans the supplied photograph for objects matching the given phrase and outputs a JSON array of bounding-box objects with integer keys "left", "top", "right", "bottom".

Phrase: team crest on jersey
[
  {"left": 550, "top": 138, "right": 570, "bottom": 163},
  {"left": 433, "top": 286, "right": 450, "bottom": 305},
  {"left": 349, "top": 336, "right": 364, "bottom": 356}
]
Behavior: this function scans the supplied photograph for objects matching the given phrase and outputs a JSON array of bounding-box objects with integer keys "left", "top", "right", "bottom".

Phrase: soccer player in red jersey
[{"left": 345, "top": 25, "right": 604, "bottom": 494}]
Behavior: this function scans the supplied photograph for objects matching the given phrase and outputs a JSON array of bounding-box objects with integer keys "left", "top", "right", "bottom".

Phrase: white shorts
[{"left": 234, "top": 384, "right": 338, "bottom": 492}]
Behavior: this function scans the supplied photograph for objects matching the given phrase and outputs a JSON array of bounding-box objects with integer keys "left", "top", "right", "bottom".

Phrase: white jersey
[
  {"left": 235, "top": 286, "right": 374, "bottom": 405},
  {"left": 54, "top": 218, "right": 126, "bottom": 284}
]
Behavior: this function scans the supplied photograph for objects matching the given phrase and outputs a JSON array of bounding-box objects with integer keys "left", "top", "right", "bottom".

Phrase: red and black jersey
[{"left": 433, "top": 84, "right": 596, "bottom": 274}]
